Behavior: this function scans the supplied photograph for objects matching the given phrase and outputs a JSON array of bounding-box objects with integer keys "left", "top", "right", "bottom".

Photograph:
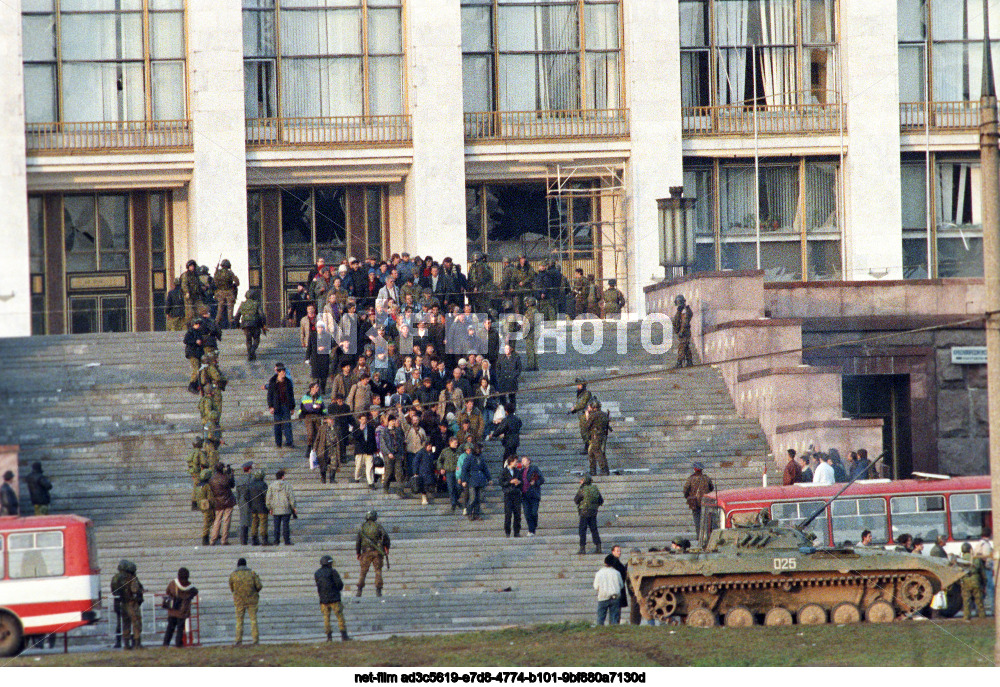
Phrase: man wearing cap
[
  {"left": 229, "top": 557, "right": 263, "bottom": 645},
  {"left": 235, "top": 461, "right": 255, "bottom": 545},
  {"left": 600, "top": 279, "right": 625, "bottom": 319},
  {"left": 315, "top": 555, "right": 349, "bottom": 641},
  {"left": 214, "top": 258, "right": 240, "bottom": 328},
  {"left": 356, "top": 511, "right": 390, "bottom": 597},
  {"left": 575, "top": 475, "right": 604, "bottom": 555},
  {"left": 568, "top": 378, "right": 594, "bottom": 456},
  {"left": 683, "top": 463, "right": 714, "bottom": 540},
  {"left": 584, "top": 400, "right": 611, "bottom": 476},
  {"left": 672, "top": 294, "right": 694, "bottom": 368}
]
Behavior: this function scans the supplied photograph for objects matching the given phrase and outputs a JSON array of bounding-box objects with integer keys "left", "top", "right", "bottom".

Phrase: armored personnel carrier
[{"left": 627, "top": 518, "right": 969, "bottom": 626}]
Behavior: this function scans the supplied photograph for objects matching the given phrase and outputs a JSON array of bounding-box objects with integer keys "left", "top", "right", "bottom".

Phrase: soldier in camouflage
[
  {"left": 356, "top": 510, "right": 391, "bottom": 597},
  {"left": 198, "top": 351, "right": 226, "bottom": 425},
  {"left": 584, "top": 399, "right": 611, "bottom": 476},
  {"left": 166, "top": 277, "right": 186, "bottom": 331},
  {"left": 568, "top": 378, "right": 594, "bottom": 456},
  {"left": 960, "top": 542, "right": 986, "bottom": 620},
  {"left": 180, "top": 259, "right": 203, "bottom": 325},
  {"left": 236, "top": 288, "right": 266, "bottom": 361},
  {"left": 522, "top": 296, "right": 539, "bottom": 371},
  {"left": 213, "top": 258, "right": 240, "bottom": 329},
  {"left": 229, "top": 557, "right": 264, "bottom": 645},
  {"left": 195, "top": 468, "right": 215, "bottom": 546},
  {"left": 601, "top": 279, "right": 625, "bottom": 319},
  {"left": 186, "top": 436, "right": 212, "bottom": 510},
  {"left": 586, "top": 275, "right": 601, "bottom": 316},
  {"left": 574, "top": 475, "right": 604, "bottom": 555},
  {"left": 571, "top": 268, "right": 588, "bottom": 319},
  {"left": 672, "top": 294, "right": 694, "bottom": 368},
  {"left": 467, "top": 252, "right": 494, "bottom": 314},
  {"left": 111, "top": 559, "right": 144, "bottom": 649}
]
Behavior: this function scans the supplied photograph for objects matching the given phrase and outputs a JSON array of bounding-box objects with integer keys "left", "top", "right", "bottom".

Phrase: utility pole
[{"left": 979, "top": 0, "right": 1000, "bottom": 665}]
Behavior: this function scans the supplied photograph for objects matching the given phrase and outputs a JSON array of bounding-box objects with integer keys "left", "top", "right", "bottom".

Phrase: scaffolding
[{"left": 545, "top": 163, "right": 629, "bottom": 297}]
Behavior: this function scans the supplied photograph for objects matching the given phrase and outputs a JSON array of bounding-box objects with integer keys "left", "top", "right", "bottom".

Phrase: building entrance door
[{"left": 842, "top": 374, "right": 912, "bottom": 479}]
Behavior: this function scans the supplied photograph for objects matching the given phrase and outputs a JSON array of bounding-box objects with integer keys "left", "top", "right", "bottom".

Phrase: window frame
[
  {"left": 7, "top": 529, "right": 66, "bottom": 580},
  {"left": 889, "top": 493, "right": 948, "bottom": 542}
]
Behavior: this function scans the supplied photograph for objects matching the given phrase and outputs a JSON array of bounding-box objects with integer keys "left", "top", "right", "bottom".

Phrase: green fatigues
[
  {"left": 570, "top": 390, "right": 593, "bottom": 449},
  {"left": 356, "top": 520, "right": 390, "bottom": 595},
  {"left": 198, "top": 363, "right": 225, "bottom": 423},
  {"left": 523, "top": 305, "right": 538, "bottom": 371},
  {"left": 34, "top": 504, "right": 49, "bottom": 515},
  {"left": 251, "top": 512, "right": 268, "bottom": 540},
  {"left": 322, "top": 602, "right": 347, "bottom": 634},
  {"left": 514, "top": 264, "right": 534, "bottom": 313},
  {"left": 187, "top": 447, "right": 212, "bottom": 507},
  {"left": 673, "top": 305, "right": 694, "bottom": 368},
  {"left": 586, "top": 410, "right": 610, "bottom": 475},
  {"left": 586, "top": 280, "right": 601, "bottom": 315},
  {"left": 961, "top": 552, "right": 986, "bottom": 619},
  {"left": 180, "top": 271, "right": 203, "bottom": 325},
  {"left": 467, "top": 262, "right": 494, "bottom": 314},
  {"left": 229, "top": 566, "right": 263, "bottom": 644},
  {"left": 111, "top": 571, "right": 143, "bottom": 646},
  {"left": 602, "top": 288, "right": 625, "bottom": 319},
  {"left": 214, "top": 268, "right": 239, "bottom": 327},
  {"left": 237, "top": 298, "right": 265, "bottom": 360}
]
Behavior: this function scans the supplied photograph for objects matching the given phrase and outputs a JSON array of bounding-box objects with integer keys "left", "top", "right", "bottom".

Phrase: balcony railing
[
  {"left": 246, "top": 114, "right": 412, "bottom": 147},
  {"left": 682, "top": 98, "right": 844, "bottom": 136},
  {"left": 464, "top": 109, "right": 629, "bottom": 141},
  {"left": 26, "top": 120, "right": 193, "bottom": 153},
  {"left": 900, "top": 101, "right": 978, "bottom": 131}
]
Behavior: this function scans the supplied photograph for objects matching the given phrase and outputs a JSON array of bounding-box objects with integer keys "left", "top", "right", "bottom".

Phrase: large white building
[{"left": 0, "top": 0, "right": 990, "bottom": 336}]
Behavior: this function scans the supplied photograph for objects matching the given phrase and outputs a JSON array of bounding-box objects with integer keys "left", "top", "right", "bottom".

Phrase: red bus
[
  {"left": 703, "top": 475, "right": 992, "bottom": 553},
  {"left": 0, "top": 515, "right": 102, "bottom": 656}
]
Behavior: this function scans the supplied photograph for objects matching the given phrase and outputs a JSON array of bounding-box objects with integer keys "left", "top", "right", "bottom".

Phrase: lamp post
[{"left": 657, "top": 186, "right": 697, "bottom": 278}]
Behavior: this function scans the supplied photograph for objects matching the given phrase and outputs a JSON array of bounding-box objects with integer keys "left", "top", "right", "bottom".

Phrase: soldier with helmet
[
  {"left": 198, "top": 350, "right": 227, "bottom": 424},
  {"left": 571, "top": 268, "right": 588, "bottom": 319},
  {"left": 960, "top": 541, "right": 986, "bottom": 620},
  {"left": 568, "top": 377, "right": 594, "bottom": 455},
  {"left": 467, "top": 252, "right": 494, "bottom": 314},
  {"left": 586, "top": 275, "right": 601, "bottom": 316},
  {"left": 186, "top": 436, "right": 212, "bottom": 509},
  {"left": 180, "top": 259, "right": 203, "bottom": 325},
  {"left": 356, "top": 510, "right": 391, "bottom": 597},
  {"left": 166, "top": 277, "right": 186, "bottom": 331},
  {"left": 315, "top": 554, "right": 350, "bottom": 641},
  {"left": 584, "top": 399, "right": 611, "bottom": 476},
  {"left": 672, "top": 294, "right": 694, "bottom": 368},
  {"left": 214, "top": 258, "right": 240, "bottom": 329},
  {"left": 601, "top": 278, "right": 625, "bottom": 319},
  {"left": 514, "top": 255, "right": 534, "bottom": 313},
  {"left": 111, "top": 559, "right": 144, "bottom": 650},
  {"left": 195, "top": 468, "right": 215, "bottom": 546},
  {"left": 522, "top": 296, "right": 539, "bottom": 371},
  {"left": 236, "top": 288, "right": 266, "bottom": 361}
]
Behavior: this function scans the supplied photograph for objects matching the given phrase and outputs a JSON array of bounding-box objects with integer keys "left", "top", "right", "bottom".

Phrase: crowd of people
[{"left": 781, "top": 447, "right": 879, "bottom": 486}]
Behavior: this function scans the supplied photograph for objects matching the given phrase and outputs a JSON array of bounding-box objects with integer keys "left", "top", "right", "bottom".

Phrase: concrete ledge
[
  {"left": 736, "top": 366, "right": 842, "bottom": 383},
  {"left": 774, "top": 418, "right": 884, "bottom": 435}
]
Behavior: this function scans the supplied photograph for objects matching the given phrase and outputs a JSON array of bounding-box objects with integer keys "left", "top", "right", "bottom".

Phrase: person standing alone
[
  {"left": 593, "top": 554, "right": 624, "bottom": 625},
  {"left": 683, "top": 462, "right": 714, "bottom": 540},
  {"left": 25, "top": 461, "right": 53, "bottom": 515},
  {"left": 315, "top": 555, "right": 350, "bottom": 642},
  {"left": 575, "top": 475, "right": 604, "bottom": 555},
  {"left": 229, "top": 557, "right": 263, "bottom": 645}
]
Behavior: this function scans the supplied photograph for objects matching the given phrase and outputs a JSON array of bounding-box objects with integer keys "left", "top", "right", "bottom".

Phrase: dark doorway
[{"left": 842, "top": 375, "right": 912, "bottom": 479}]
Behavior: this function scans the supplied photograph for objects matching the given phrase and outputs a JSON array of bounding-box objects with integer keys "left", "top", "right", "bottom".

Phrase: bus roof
[
  {"left": 709, "top": 475, "right": 991, "bottom": 507},
  {"left": 0, "top": 515, "right": 93, "bottom": 531}
]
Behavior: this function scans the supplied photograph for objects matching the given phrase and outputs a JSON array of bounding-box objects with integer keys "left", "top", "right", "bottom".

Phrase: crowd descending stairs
[{"left": 0, "top": 319, "right": 768, "bottom": 648}]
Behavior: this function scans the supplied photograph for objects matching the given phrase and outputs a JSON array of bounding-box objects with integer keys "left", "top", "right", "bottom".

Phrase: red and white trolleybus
[{"left": 0, "top": 515, "right": 102, "bottom": 656}]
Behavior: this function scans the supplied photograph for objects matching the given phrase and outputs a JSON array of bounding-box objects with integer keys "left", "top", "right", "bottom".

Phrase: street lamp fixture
[{"left": 657, "top": 186, "right": 697, "bottom": 271}]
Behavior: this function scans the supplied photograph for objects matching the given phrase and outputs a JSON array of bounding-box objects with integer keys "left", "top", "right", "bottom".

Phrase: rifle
[{"left": 361, "top": 528, "right": 390, "bottom": 570}]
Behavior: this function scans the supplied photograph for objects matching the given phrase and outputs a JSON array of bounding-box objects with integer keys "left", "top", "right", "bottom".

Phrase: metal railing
[
  {"left": 26, "top": 120, "right": 193, "bottom": 152},
  {"left": 464, "top": 108, "right": 629, "bottom": 141},
  {"left": 682, "top": 99, "right": 844, "bottom": 136},
  {"left": 900, "top": 101, "right": 979, "bottom": 131},
  {"left": 246, "top": 114, "right": 412, "bottom": 146}
]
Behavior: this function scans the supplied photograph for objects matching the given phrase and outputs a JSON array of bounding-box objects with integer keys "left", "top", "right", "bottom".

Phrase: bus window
[
  {"left": 731, "top": 511, "right": 761, "bottom": 526},
  {"left": 950, "top": 493, "right": 991, "bottom": 540},
  {"left": 8, "top": 531, "right": 65, "bottom": 578},
  {"left": 773, "top": 501, "right": 827, "bottom": 544},
  {"left": 890, "top": 495, "right": 947, "bottom": 542},
  {"left": 831, "top": 498, "right": 888, "bottom": 545}
]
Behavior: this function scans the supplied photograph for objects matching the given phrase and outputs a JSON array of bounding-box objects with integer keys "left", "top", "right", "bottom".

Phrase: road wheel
[
  {"left": 647, "top": 588, "right": 678, "bottom": 621},
  {"left": 831, "top": 602, "right": 861, "bottom": 624},
  {"left": 796, "top": 603, "right": 827, "bottom": 625},
  {"left": 724, "top": 606, "right": 755, "bottom": 627},
  {"left": 865, "top": 599, "right": 895, "bottom": 623},
  {"left": 0, "top": 612, "right": 23, "bottom": 657},
  {"left": 686, "top": 607, "right": 717, "bottom": 627},
  {"left": 897, "top": 575, "right": 933, "bottom": 611},
  {"left": 763, "top": 607, "right": 793, "bottom": 626}
]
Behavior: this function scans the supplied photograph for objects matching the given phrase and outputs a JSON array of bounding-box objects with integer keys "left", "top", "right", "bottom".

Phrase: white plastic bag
[
  {"left": 309, "top": 449, "right": 318, "bottom": 470},
  {"left": 930, "top": 590, "right": 948, "bottom": 610}
]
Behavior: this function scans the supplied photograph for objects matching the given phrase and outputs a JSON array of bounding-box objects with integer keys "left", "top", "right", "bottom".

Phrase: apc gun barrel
[{"left": 796, "top": 453, "right": 885, "bottom": 532}]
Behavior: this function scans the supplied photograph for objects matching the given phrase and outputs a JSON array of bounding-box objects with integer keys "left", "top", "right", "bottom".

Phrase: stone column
[
  {"left": 186, "top": 0, "right": 249, "bottom": 290},
  {"left": 842, "top": 0, "right": 903, "bottom": 280},
  {"left": 624, "top": 0, "right": 683, "bottom": 315},
  {"left": 0, "top": 0, "right": 31, "bottom": 338},
  {"left": 405, "top": 0, "right": 467, "bottom": 265}
]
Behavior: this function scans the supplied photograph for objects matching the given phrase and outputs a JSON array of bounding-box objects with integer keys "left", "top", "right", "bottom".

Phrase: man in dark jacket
[
  {"left": 520, "top": 456, "right": 544, "bottom": 536},
  {"left": 0, "top": 471, "right": 17, "bottom": 516},
  {"left": 682, "top": 462, "right": 714, "bottom": 540},
  {"left": 247, "top": 469, "right": 269, "bottom": 546},
  {"left": 575, "top": 475, "right": 604, "bottom": 555},
  {"left": 165, "top": 277, "right": 186, "bottom": 331},
  {"left": 460, "top": 444, "right": 491, "bottom": 521},
  {"left": 380, "top": 415, "right": 406, "bottom": 494},
  {"left": 183, "top": 320, "right": 206, "bottom": 393},
  {"left": 315, "top": 555, "right": 349, "bottom": 641},
  {"left": 487, "top": 405, "right": 522, "bottom": 460},
  {"left": 500, "top": 455, "right": 523, "bottom": 537},
  {"left": 25, "top": 462, "right": 53, "bottom": 515},
  {"left": 413, "top": 440, "right": 438, "bottom": 505},
  {"left": 234, "top": 461, "right": 254, "bottom": 545},
  {"left": 495, "top": 343, "right": 522, "bottom": 407},
  {"left": 208, "top": 462, "right": 237, "bottom": 545},
  {"left": 267, "top": 364, "right": 296, "bottom": 448},
  {"left": 352, "top": 413, "right": 379, "bottom": 487},
  {"left": 781, "top": 448, "right": 801, "bottom": 485}
]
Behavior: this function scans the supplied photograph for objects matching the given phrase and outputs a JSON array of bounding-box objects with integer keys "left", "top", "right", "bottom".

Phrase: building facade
[{"left": 0, "top": 0, "right": 994, "bottom": 335}]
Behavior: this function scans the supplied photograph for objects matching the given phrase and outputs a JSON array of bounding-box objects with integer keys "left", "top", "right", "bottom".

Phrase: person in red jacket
[{"left": 782, "top": 448, "right": 802, "bottom": 485}]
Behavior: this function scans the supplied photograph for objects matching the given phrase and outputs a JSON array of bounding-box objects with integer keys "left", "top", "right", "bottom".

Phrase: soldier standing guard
[
  {"left": 180, "top": 259, "right": 203, "bottom": 325},
  {"left": 236, "top": 289, "right": 266, "bottom": 361},
  {"left": 568, "top": 378, "right": 593, "bottom": 456},
  {"left": 213, "top": 259, "right": 240, "bottom": 329},
  {"left": 672, "top": 294, "right": 694, "bottom": 368},
  {"left": 198, "top": 351, "right": 227, "bottom": 425},
  {"left": 235, "top": 461, "right": 254, "bottom": 546},
  {"left": 195, "top": 468, "right": 215, "bottom": 546},
  {"left": 186, "top": 436, "right": 210, "bottom": 510},
  {"left": 467, "top": 252, "right": 493, "bottom": 314},
  {"left": 601, "top": 279, "right": 625, "bottom": 319},
  {"left": 356, "top": 510, "right": 391, "bottom": 597},
  {"left": 960, "top": 542, "right": 986, "bottom": 620},
  {"left": 682, "top": 462, "right": 714, "bottom": 540},
  {"left": 111, "top": 559, "right": 144, "bottom": 650},
  {"left": 586, "top": 275, "right": 601, "bottom": 316},
  {"left": 229, "top": 557, "right": 264, "bottom": 645},
  {"left": 315, "top": 555, "right": 350, "bottom": 642},
  {"left": 585, "top": 400, "right": 611, "bottom": 476},
  {"left": 571, "top": 268, "right": 588, "bottom": 319},
  {"left": 522, "top": 296, "right": 539, "bottom": 371}
]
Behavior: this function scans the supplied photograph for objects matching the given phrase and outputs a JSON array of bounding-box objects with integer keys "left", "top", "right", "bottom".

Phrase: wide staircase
[{"left": 0, "top": 319, "right": 768, "bottom": 648}]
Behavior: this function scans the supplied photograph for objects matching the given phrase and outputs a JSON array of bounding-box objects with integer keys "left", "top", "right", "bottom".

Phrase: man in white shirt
[
  {"left": 593, "top": 554, "right": 624, "bottom": 625},
  {"left": 812, "top": 454, "right": 835, "bottom": 485},
  {"left": 974, "top": 527, "right": 994, "bottom": 613}
]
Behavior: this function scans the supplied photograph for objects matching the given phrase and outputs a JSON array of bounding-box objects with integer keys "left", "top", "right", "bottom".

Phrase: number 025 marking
[{"left": 773, "top": 557, "right": 797, "bottom": 570}]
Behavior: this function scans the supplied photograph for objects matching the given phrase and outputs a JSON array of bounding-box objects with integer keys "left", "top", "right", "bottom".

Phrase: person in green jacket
[
  {"left": 960, "top": 542, "right": 986, "bottom": 621},
  {"left": 236, "top": 289, "right": 266, "bottom": 361},
  {"left": 574, "top": 475, "right": 604, "bottom": 555},
  {"left": 568, "top": 378, "right": 593, "bottom": 456},
  {"left": 437, "top": 435, "right": 462, "bottom": 511},
  {"left": 229, "top": 557, "right": 264, "bottom": 645}
]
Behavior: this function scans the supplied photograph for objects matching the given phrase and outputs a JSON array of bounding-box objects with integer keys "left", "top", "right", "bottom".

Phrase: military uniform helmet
[
  {"left": 366, "top": 510, "right": 378, "bottom": 521},
  {"left": 220, "top": 259, "right": 231, "bottom": 269},
  {"left": 674, "top": 294, "right": 687, "bottom": 307},
  {"left": 198, "top": 265, "right": 210, "bottom": 276},
  {"left": 588, "top": 399, "right": 601, "bottom": 409},
  {"left": 575, "top": 377, "right": 587, "bottom": 385},
  {"left": 608, "top": 279, "right": 617, "bottom": 288},
  {"left": 320, "top": 555, "right": 334, "bottom": 566},
  {"left": 186, "top": 259, "right": 197, "bottom": 269},
  {"left": 962, "top": 542, "right": 973, "bottom": 553}
]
